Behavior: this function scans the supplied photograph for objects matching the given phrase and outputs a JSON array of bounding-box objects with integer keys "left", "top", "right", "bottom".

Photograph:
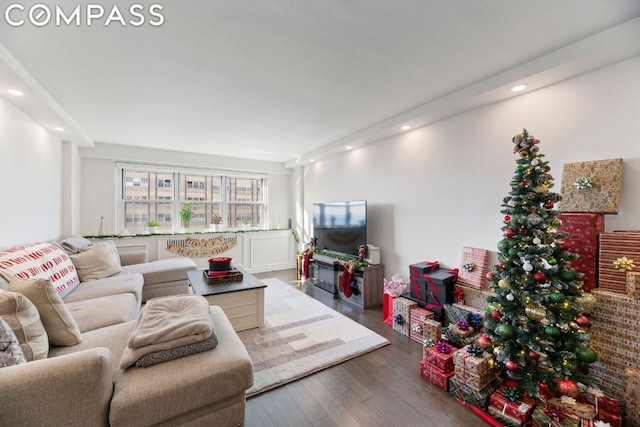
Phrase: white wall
[
  {"left": 0, "top": 97, "right": 62, "bottom": 247},
  {"left": 79, "top": 143, "right": 292, "bottom": 235},
  {"left": 301, "top": 56, "right": 640, "bottom": 281},
  {"left": 60, "top": 141, "right": 82, "bottom": 236}
]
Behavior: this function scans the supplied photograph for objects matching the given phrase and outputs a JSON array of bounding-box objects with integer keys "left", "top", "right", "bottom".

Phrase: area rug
[{"left": 238, "top": 278, "right": 389, "bottom": 397}]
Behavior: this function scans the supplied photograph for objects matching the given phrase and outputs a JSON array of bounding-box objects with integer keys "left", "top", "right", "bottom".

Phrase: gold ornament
[
  {"left": 498, "top": 279, "right": 510, "bottom": 289},
  {"left": 576, "top": 293, "right": 597, "bottom": 311},
  {"left": 535, "top": 184, "right": 549, "bottom": 194},
  {"left": 613, "top": 256, "right": 636, "bottom": 272},
  {"left": 525, "top": 304, "right": 546, "bottom": 321}
]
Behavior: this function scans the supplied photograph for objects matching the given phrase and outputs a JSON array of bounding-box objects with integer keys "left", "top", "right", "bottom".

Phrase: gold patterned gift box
[
  {"left": 625, "top": 368, "right": 640, "bottom": 427},
  {"left": 422, "top": 318, "right": 442, "bottom": 346},
  {"left": 392, "top": 297, "right": 417, "bottom": 337},
  {"left": 453, "top": 345, "right": 493, "bottom": 375},
  {"left": 627, "top": 271, "right": 640, "bottom": 300},
  {"left": 559, "top": 158, "right": 623, "bottom": 214},
  {"left": 453, "top": 365, "right": 494, "bottom": 390}
]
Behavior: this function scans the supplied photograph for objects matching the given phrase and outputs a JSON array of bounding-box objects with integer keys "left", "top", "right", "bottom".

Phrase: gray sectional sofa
[{"left": 0, "top": 237, "right": 254, "bottom": 427}]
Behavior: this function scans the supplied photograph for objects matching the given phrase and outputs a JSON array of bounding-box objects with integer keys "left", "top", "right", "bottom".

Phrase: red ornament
[
  {"left": 498, "top": 263, "right": 505, "bottom": 269},
  {"left": 575, "top": 314, "right": 590, "bottom": 327},
  {"left": 521, "top": 181, "right": 529, "bottom": 188},
  {"left": 533, "top": 272, "right": 547, "bottom": 283},
  {"left": 504, "top": 215, "right": 511, "bottom": 221},
  {"left": 519, "top": 227, "right": 528, "bottom": 234},
  {"left": 557, "top": 378, "right": 579, "bottom": 398},
  {"left": 486, "top": 271, "right": 495, "bottom": 280},
  {"left": 559, "top": 242, "right": 569, "bottom": 250},
  {"left": 505, "top": 360, "right": 519, "bottom": 371},
  {"left": 529, "top": 350, "right": 540, "bottom": 360},
  {"left": 544, "top": 201, "right": 555, "bottom": 209},
  {"left": 477, "top": 335, "right": 492, "bottom": 349},
  {"left": 504, "top": 229, "right": 516, "bottom": 238},
  {"left": 491, "top": 310, "right": 502, "bottom": 320}
]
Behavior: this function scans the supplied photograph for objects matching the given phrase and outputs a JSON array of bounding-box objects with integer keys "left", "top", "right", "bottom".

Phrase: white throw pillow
[
  {"left": 0, "top": 290, "right": 49, "bottom": 360},
  {"left": 9, "top": 277, "right": 82, "bottom": 346},
  {"left": 0, "top": 317, "right": 27, "bottom": 367},
  {"left": 70, "top": 241, "right": 122, "bottom": 282}
]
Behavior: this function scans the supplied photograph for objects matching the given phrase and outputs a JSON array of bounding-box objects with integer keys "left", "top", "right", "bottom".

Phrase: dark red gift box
[
  {"left": 420, "top": 360, "right": 454, "bottom": 391},
  {"left": 558, "top": 213, "right": 604, "bottom": 292},
  {"left": 489, "top": 386, "right": 536, "bottom": 422},
  {"left": 424, "top": 345, "right": 455, "bottom": 372},
  {"left": 595, "top": 409, "right": 622, "bottom": 427}
]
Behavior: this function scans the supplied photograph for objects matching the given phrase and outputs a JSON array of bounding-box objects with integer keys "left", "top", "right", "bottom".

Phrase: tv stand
[{"left": 310, "top": 254, "right": 384, "bottom": 308}]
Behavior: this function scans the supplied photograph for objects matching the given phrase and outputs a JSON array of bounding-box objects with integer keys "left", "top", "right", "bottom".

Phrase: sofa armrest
[
  {"left": 119, "top": 249, "right": 148, "bottom": 266},
  {"left": 0, "top": 348, "right": 113, "bottom": 427}
]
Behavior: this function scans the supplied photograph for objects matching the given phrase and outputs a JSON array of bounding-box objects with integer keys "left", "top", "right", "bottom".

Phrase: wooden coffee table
[{"left": 187, "top": 267, "right": 266, "bottom": 332}]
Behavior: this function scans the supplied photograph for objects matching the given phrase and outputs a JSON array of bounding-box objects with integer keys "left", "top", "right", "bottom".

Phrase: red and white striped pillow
[{"left": 0, "top": 242, "right": 80, "bottom": 297}]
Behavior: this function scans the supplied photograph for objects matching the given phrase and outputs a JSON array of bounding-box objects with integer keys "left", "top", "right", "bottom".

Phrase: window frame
[{"left": 117, "top": 162, "right": 267, "bottom": 233}]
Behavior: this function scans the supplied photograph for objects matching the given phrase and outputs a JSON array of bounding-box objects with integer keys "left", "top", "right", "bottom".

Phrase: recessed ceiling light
[
  {"left": 345, "top": 146, "right": 353, "bottom": 150},
  {"left": 53, "top": 127, "right": 65, "bottom": 132},
  {"left": 7, "top": 88, "right": 24, "bottom": 96},
  {"left": 511, "top": 84, "right": 528, "bottom": 92},
  {"left": 309, "top": 159, "right": 315, "bottom": 163},
  {"left": 401, "top": 125, "right": 411, "bottom": 131}
]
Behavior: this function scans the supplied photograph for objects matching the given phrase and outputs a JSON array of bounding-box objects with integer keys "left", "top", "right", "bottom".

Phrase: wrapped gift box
[
  {"left": 453, "top": 365, "right": 494, "bottom": 390},
  {"left": 583, "top": 389, "right": 621, "bottom": 414},
  {"left": 446, "top": 327, "right": 479, "bottom": 348},
  {"left": 589, "top": 362, "right": 626, "bottom": 401},
  {"left": 547, "top": 398, "right": 596, "bottom": 420},
  {"left": 410, "top": 261, "right": 440, "bottom": 277},
  {"left": 453, "top": 345, "right": 493, "bottom": 375},
  {"left": 457, "top": 247, "right": 489, "bottom": 290},
  {"left": 628, "top": 272, "right": 640, "bottom": 300},
  {"left": 531, "top": 404, "right": 580, "bottom": 427},
  {"left": 595, "top": 409, "right": 622, "bottom": 427},
  {"left": 599, "top": 232, "right": 640, "bottom": 293},
  {"left": 419, "top": 360, "right": 454, "bottom": 391},
  {"left": 625, "top": 398, "right": 640, "bottom": 427},
  {"left": 409, "top": 307, "right": 434, "bottom": 344},
  {"left": 490, "top": 386, "right": 536, "bottom": 422},
  {"left": 449, "top": 323, "right": 474, "bottom": 339},
  {"left": 392, "top": 297, "right": 417, "bottom": 337},
  {"left": 409, "top": 267, "right": 457, "bottom": 305},
  {"left": 422, "top": 318, "right": 442, "bottom": 345},
  {"left": 488, "top": 404, "right": 523, "bottom": 427},
  {"left": 424, "top": 345, "right": 455, "bottom": 372},
  {"left": 449, "top": 376, "right": 501, "bottom": 410},
  {"left": 560, "top": 158, "right": 623, "bottom": 214},
  {"left": 557, "top": 213, "right": 605, "bottom": 292},
  {"left": 626, "top": 367, "right": 640, "bottom": 426},
  {"left": 443, "top": 303, "right": 484, "bottom": 327},
  {"left": 457, "top": 285, "right": 493, "bottom": 311}
]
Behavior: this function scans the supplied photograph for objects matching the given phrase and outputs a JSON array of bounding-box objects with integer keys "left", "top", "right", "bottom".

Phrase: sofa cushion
[
  {"left": 120, "top": 257, "right": 196, "bottom": 285},
  {"left": 0, "top": 317, "right": 27, "bottom": 367},
  {"left": 9, "top": 277, "right": 82, "bottom": 346},
  {"left": 67, "top": 293, "right": 140, "bottom": 333},
  {"left": 58, "top": 235, "right": 93, "bottom": 255},
  {"left": 0, "top": 290, "right": 48, "bottom": 360},
  {"left": 62, "top": 273, "right": 143, "bottom": 305},
  {"left": 0, "top": 242, "right": 80, "bottom": 297},
  {"left": 70, "top": 241, "right": 122, "bottom": 282}
]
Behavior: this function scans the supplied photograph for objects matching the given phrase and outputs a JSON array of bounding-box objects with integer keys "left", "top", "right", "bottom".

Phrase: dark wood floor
[{"left": 248, "top": 269, "right": 491, "bottom": 427}]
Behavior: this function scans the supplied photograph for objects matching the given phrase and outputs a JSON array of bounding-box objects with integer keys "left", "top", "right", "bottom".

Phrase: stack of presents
[{"left": 385, "top": 159, "right": 640, "bottom": 426}]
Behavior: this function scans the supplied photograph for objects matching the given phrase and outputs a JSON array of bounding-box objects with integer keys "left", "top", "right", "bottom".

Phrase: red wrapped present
[
  {"left": 584, "top": 388, "right": 622, "bottom": 414},
  {"left": 488, "top": 404, "right": 523, "bottom": 427},
  {"left": 410, "top": 307, "right": 434, "bottom": 343},
  {"left": 424, "top": 343, "right": 455, "bottom": 372},
  {"left": 419, "top": 359, "right": 454, "bottom": 391},
  {"left": 453, "top": 345, "right": 494, "bottom": 375},
  {"left": 458, "top": 247, "right": 489, "bottom": 290},
  {"left": 595, "top": 409, "right": 622, "bottom": 427},
  {"left": 382, "top": 294, "right": 396, "bottom": 325},
  {"left": 599, "top": 232, "right": 640, "bottom": 293},
  {"left": 558, "top": 213, "right": 604, "bottom": 292},
  {"left": 489, "top": 386, "right": 536, "bottom": 422}
]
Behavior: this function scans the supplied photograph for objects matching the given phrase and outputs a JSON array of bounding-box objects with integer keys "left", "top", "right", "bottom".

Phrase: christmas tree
[{"left": 485, "top": 129, "right": 598, "bottom": 397}]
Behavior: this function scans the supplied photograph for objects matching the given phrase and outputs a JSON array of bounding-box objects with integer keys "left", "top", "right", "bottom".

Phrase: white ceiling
[{"left": 1, "top": 1, "right": 640, "bottom": 165}]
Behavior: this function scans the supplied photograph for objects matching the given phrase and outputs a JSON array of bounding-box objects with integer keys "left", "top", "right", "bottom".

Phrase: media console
[{"left": 310, "top": 253, "right": 384, "bottom": 309}]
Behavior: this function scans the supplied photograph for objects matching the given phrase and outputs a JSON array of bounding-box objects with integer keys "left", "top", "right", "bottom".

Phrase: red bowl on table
[{"left": 208, "top": 257, "right": 232, "bottom": 272}]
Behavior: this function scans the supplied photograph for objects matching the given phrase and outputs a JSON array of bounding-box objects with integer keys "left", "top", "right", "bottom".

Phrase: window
[{"left": 118, "top": 165, "right": 266, "bottom": 232}]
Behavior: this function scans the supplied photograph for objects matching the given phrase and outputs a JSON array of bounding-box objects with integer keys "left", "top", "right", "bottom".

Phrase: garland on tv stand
[{"left": 312, "top": 248, "right": 369, "bottom": 269}]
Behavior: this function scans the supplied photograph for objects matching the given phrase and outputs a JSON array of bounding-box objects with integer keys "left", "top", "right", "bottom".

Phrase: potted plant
[
  {"left": 180, "top": 201, "right": 195, "bottom": 230},
  {"left": 210, "top": 213, "right": 223, "bottom": 231},
  {"left": 241, "top": 217, "right": 250, "bottom": 229},
  {"left": 146, "top": 220, "right": 160, "bottom": 234}
]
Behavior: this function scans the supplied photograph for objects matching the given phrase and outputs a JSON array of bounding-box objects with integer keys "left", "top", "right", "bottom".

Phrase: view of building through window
[{"left": 121, "top": 167, "right": 265, "bottom": 232}]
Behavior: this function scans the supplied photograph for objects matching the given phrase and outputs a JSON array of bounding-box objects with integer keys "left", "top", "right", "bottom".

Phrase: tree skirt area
[{"left": 239, "top": 278, "right": 389, "bottom": 397}]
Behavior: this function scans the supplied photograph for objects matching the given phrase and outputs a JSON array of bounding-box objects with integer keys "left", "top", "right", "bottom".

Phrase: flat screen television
[{"left": 312, "top": 200, "right": 367, "bottom": 258}]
